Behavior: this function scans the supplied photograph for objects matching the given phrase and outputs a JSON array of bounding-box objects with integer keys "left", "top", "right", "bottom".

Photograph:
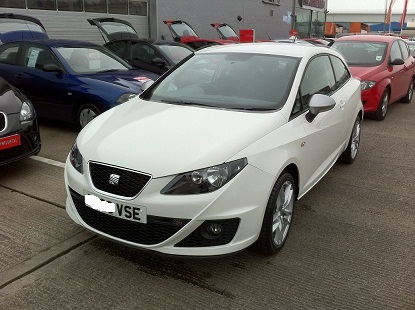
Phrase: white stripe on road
[{"left": 30, "top": 156, "right": 65, "bottom": 168}]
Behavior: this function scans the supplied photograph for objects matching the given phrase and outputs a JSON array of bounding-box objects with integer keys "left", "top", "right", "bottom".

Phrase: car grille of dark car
[
  {"left": 175, "top": 219, "right": 240, "bottom": 247},
  {"left": 89, "top": 162, "right": 151, "bottom": 198},
  {"left": 69, "top": 188, "right": 190, "bottom": 245},
  {"left": 0, "top": 113, "right": 6, "bottom": 132},
  {"left": 0, "top": 136, "right": 31, "bottom": 162}
]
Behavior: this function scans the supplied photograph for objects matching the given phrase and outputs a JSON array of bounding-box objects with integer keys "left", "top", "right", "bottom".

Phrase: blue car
[{"left": 0, "top": 15, "right": 159, "bottom": 129}]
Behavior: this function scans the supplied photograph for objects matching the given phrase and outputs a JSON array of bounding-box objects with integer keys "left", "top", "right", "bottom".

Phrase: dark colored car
[
  {"left": 88, "top": 18, "right": 194, "bottom": 75},
  {"left": 331, "top": 35, "right": 415, "bottom": 120},
  {"left": 0, "top": 76, "right": 40, "bottom": 165},
  {"left": 163, "top": 20, "right": 236, "bottom": 49},
  {"left": 0, "top": 39, "right": 159, "bottom": 129}
]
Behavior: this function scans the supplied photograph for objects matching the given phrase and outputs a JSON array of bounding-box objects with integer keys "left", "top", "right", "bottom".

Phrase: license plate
[
  {"left": 84, "top": 193, "right": 147, "bottom": 224},
  {"left": 0, "top": 134, "right": 21, "bottom": 151}
]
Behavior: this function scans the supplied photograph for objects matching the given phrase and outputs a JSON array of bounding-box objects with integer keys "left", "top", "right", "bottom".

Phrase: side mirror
[
  {"left": 306, "top": 94, "right": 336, "bottom": 122},
  {"left": 42, "top": 64, "right": 63, "bottom": 74},
  {"left": 152, "top": 57, "right": 166, "bottom": 68},
  {"left": 390, "top": 58, "right": 404, "bottom": 66}
]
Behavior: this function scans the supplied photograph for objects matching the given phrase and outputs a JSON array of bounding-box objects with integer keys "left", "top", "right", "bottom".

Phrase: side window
[
  {"left": 298, "top": 55, "right": 336, "bottom": 110},
  {"left": 398, "top": 40, "right": 410, "bottom": 60},
  {"left": 330, "top": 55, "right": 351, "bottom": 89},
  {"left": 390, "top": 41, "right": 403, "bottom": 62},
  {"left": 24, "top": 45, "right": 60, "bottom": 70},
  {"left": 106, "top": 41, "right": 126, "bottom": 58},
  {"left": 0, "top": 44, "right": 20, "bottom": 65},
  {"left": 131, "top": 42, "right": 161, "bottom": 63}
]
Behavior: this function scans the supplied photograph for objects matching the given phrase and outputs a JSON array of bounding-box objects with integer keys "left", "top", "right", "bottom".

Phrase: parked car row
[{"left": 1, "top": 13, "right": 413, "bottom": 258}]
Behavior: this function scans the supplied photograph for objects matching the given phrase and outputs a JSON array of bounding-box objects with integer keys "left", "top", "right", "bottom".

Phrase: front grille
[
  {"left": 175, "top": 219, "right": 240, "bottom": 247},
  {"left": 89, "top": 162, "right": 151, "bottom": 198},
  {"left": 70, "top": 188, "right": 190, "bottom": 245},
  {"left": 0, "top": 135, "right": 32, "bottom": 163},
  {"left": 0, "top": 112, "right": 6, "bottom": 132}
]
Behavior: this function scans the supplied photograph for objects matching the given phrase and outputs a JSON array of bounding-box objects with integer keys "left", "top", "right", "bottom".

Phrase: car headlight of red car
[
  {"left": 360, "top": 80, "right": 376, "bottom": 91},
  {"left": 161, "top": 158, "right": 248, "bottom": 195}
]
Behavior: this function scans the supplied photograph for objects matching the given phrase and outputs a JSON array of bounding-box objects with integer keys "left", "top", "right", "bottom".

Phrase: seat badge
[{"left": 109, "top": 174, "right": 120, "bottom": 186}]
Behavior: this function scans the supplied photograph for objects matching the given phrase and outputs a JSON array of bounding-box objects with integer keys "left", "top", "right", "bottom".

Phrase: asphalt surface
[{"left": 0, "top": 101, "right": 414, "bottom": 309}]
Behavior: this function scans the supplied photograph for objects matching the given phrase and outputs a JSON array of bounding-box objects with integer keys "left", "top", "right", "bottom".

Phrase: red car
[
  {"left": 163, "top": 20, "right": 235, "bottom": 49},
  {"left": 331, "top": 35, "right": 415, "bottom": 120}
]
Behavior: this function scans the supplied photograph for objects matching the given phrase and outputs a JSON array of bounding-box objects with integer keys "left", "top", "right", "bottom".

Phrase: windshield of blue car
[
  {"left": 145, "top": 52, "right": 300, "bottom": 111},
  {"left": 157, "top": 45, "right": 193, "bottom": 64},
  {"left": 56, "top": 46, "right": 131, "bottom": 73},
  {"left": 331, "top": 41, "right": 387, "bottom": 66}
]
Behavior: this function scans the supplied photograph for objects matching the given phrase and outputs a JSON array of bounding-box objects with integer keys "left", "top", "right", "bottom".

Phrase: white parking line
[{"left": 30, "top": 156, "right": 65, "bottom": 168}]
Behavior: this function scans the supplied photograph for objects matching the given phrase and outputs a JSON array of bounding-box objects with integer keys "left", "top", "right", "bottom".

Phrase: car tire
[
  {"left": 372, "top": 89, "right": 389, "bottom": 121},
  {"left": 254, "top": 172, "right": 295, "bottom": 255},
  {"left": 401, "top": 79, "right": 413, "bottom": 103},
  {"left": 338, "top": 115, "right": 361, "bottom": 164},
  {"left": 77, "top": 103, "right": 100, "bottom": 130}
]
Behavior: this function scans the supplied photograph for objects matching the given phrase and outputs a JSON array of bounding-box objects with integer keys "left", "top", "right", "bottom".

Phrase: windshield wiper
[{"left": 160, "top": 100, "right": 217, "bottom": 108}]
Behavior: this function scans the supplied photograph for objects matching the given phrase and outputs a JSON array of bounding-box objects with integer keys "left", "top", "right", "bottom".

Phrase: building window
[
  {"left": 109, "top": 0, "right": 128, "bottom": 14},
  {"left": 27, "top": 0, "right": 57, "bottom": 10},
  {"left": 0, "top": 0, "right": 25, "bottom": 8},
  {"left": 58, "top": 0, "right": 83, "bottom": 11},
  {"left": 85, "top": 0, "right": 106, "bottom": 13},
  {"left": 129, "top": 0, "right": 147, "bottom": 16}
]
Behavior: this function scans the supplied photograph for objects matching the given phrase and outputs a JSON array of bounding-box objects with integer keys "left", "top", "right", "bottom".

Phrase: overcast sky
[{"left": 327, "top": 0, "right": 415, "bottom": 14}]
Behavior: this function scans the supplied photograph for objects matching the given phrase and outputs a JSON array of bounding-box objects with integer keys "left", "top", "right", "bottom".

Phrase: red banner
[{"left": 400, "top": 0, "right": 409, "bottom": 28}]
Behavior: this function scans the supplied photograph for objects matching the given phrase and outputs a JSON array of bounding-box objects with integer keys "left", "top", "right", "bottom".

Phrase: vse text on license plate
[{"left": 85, "top": 194, "right": 147, "bottom": 223}]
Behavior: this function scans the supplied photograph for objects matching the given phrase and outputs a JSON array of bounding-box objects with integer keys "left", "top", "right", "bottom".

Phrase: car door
[
  {"left": 14, "top": 43, "right": 70, "bottom": 121},
  {"left": 398, "top": 39, "right": 415, "bottom": 90},
  {"left": 293, "top": 55, "right": 348, "bottom": 193},
  {"left": 388, "top": 40, "right": 407, "bottom": 102}
]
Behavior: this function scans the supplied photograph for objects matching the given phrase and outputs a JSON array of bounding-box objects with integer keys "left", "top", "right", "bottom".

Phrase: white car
[{"left": 64, "top": 43, "right": 363, "bottom": 256}]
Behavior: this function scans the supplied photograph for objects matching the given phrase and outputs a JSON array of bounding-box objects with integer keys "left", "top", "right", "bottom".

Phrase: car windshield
[
  {"left": 218, "top": 25, "right": 238, "bottom": 38},
  {"left": 171, "top": 23, "right": 198, "bottom": 37},
  {"left": 157, "top": 44, "right": 193, "bottom": 64},
  {"left": 57, "top": 46, "right": 131, "bottom": 73},
  {"left": 98, "top": 21, "right": 137, "bottom": 36},
  {"left": 331, "top": 41, "right": 387, "bottom": 66},
  {"left": 0, "top": 18, "right": 46, "bottom": 34},
  {"left": 144, "top": 52, "right": 300, "bottom": 111}
]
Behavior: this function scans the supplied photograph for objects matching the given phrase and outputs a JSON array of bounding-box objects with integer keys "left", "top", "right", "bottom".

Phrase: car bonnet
[
  {"left": 76, "top": 98, "right": 286, "bottom": 178},
  {"left": 79, "top": 70, "right": 159, "bottom": 92}
]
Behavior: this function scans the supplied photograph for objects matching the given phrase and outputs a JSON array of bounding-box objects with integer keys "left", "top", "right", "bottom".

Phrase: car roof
[
  {"left": 335, "top": 34, "right": 401, "bottom": 43},
  {"left": 197, "top": 42, "right": 333, "bottom": 58}
]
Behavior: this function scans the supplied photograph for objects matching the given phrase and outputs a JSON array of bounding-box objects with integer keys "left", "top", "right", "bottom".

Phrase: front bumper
[
  {"left": 64, "top": 158, "right": 275, "bottom": 256},
  {"left": 0, "top": 118, "right": 41, "bottom": 166}
]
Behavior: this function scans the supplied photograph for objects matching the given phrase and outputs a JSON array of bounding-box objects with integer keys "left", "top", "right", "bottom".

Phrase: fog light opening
[{"left": 201, "top": 223, "right": 224, "bottom": 240}]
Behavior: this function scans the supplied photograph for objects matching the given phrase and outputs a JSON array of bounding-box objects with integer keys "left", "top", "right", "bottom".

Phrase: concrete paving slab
[
  {"left": 0, "top": 159, "right": 67, "bottom": 208},
  {"left": 0, "top": 187, "right": 87, "bottom": 276}
]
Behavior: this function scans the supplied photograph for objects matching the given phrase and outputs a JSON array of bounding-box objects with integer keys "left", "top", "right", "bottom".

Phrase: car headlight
[
  {"left": 116, "top": 93, "right": 138, "bottom": 105},
  {"left": 20, "top": 101, "right": 35, "bottom": 122},
  {"left": 360, "top": 81, "right": 376, "bottom": 91},
  {"left": 161, "top": 158, "right": 248, "bottom": 195},
  {"left": 70, "top": 142, "right": 83, "bottom": 174}
]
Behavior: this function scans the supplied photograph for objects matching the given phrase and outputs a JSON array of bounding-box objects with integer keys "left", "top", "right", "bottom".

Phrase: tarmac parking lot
[{"left": 0, "top": 100, "right": 415, "bottom": 309}]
